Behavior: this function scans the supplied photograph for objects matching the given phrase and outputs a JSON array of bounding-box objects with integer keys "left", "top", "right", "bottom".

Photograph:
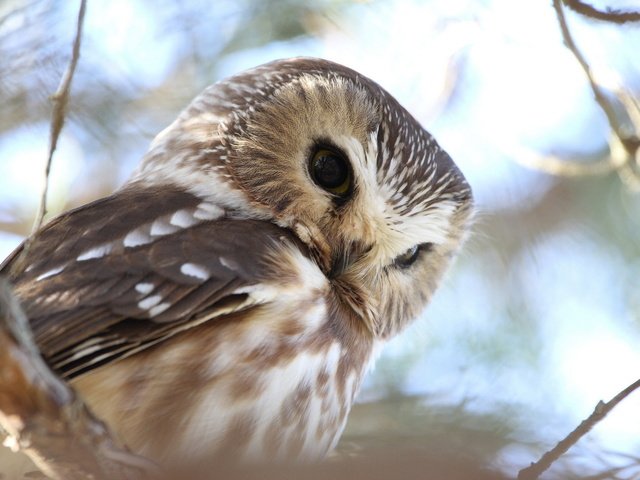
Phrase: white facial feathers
[
  {"left": 120, "top": 57, "right": 472, "bottom": 336},
  {"left": 319, "top": 131, "right": 459, "bottom": 265}
]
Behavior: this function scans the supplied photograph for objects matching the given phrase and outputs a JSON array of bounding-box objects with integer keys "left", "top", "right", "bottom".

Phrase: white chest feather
[
  {"left": 73, "top": 298, "right": 374, "bottom": 467},
  {"left": 180, "top": 340, "right": 354, "bottom": 462}
]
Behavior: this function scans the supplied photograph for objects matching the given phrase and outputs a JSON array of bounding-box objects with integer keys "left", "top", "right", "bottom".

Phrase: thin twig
[
  {"left": 617, "top": 89, "right": 640, "bottom": 143},
  {"left": 550, "top": 0, "right": 640, "bottom": 187},
  {"left": 9, "top": 0, "right": 88, "bottom": 277},
  {"left": 563, "top": 0, "right": 640, "bottom": 24},
  {"left": 517, "top": 377, "right": 640, "bottom": 480},
  {"left": 31, "top": 0, "right": 87, "bottom": 235},
  {"left": 507, "top": 144, "right": 616, "bottom": 177},
  {"left": 554, "top": 0, "right": 623, "bottom": 138}
]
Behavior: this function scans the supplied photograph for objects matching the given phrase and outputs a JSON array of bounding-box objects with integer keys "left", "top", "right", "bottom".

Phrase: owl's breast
[{"left": 72, "top": 294, "right": 375, "bottom": 466}]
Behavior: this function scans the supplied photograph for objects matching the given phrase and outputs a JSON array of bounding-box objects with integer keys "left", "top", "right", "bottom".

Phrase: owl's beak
[
  {"left": 291, "top": 220, "right": 333, "bottom": 276},
  {"left": 328, "top": 251, "right": 349, "bottom": 279}
]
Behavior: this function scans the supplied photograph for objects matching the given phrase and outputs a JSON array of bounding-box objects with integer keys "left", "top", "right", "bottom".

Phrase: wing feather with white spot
[{"left": 1, "top": 185, "right": 308, "bottom": 379}]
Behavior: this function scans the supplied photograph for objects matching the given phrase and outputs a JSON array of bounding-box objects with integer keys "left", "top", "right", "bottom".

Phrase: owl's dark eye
[
  {"left": 394, "top": 243, "right": 433, "bottom": 269},
  {"left": 310, "top": 147, "right": 352, "bottom": 197}
]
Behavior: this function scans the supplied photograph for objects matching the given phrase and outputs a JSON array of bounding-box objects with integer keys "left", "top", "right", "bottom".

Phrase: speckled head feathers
[{"left": 133, "top": 57, "right": 473, "bottom": 337}]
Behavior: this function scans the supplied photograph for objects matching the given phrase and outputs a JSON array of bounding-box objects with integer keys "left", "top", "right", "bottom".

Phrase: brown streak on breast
[
  {"left": 263, "top": 417, "right": 285, "bottom": 458},
  {"left": 284, "top": 424, "right": 306, "bottom": 459},
  {"left": 276, "top": 317, "right": 305, "bottom": 336},
  {"left": 242, "top": 340, "right": 295, "bottom": 368},
  {"left": 279, "top": 382, "right": 312, "bottom": 427},
  {"left": 229, "top": 370, "right": 266, "bottom": 402},
  {"left": 219, "top": 412, "right": 256, "bottom": 454},
  {"left": 316, "top": 369, "right": 329, "bottom": 390},
  {"left": 315, "top": 412, "right": 338, "bottom": 442}
]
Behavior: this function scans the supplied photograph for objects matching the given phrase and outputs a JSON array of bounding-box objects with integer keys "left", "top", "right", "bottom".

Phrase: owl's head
[{"left": 133, "top": 58, "right": 473, "bottom": 338}]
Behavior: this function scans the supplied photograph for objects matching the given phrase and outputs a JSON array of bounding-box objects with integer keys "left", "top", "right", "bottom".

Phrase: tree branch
[
  {"left": 562, "top": 0, "right": 640, "bottom": 24},
  {"left": 521, "top": 0, "right": 640, "bottom": 189},
  {"left": 31, "top": 0, "right": 87, "bottom": 235},
  {"left": 517, "top": 377, "right": 640, "bottom": 480},
  {"left": 10, "top": 0, "right": 88, "bottom": 277},
  {"left": 0, "top": 278, "right": 158, "bottom": 480},
  {"left": 506, "top": 144, "right": 616, "bottom": 177},
  {"left": 554, "top": 0, "right": 624, "bottom": 138}
]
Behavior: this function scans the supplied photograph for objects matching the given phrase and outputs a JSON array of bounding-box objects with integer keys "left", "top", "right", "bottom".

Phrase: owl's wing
[{"left": 1, "top": 185, "right": 305, "bottom": 379}]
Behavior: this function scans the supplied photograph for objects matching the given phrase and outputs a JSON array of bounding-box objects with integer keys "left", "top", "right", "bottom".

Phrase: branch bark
[
  {"left": 0, "top": 278, "right": 158, "bottom": 480},
  {"left": 563, "top": 0, "right": 640, "bottom": 24},
  {"left": 31, "top": 0, "right": 87, "bottom": 236},
  {"left": 519, "top": 0, "right": 640, "bottom": 189},
  {"left": 505, "top": 143, "right": 617, "bottom": 177},
  {"left": 554, "top": 0, "right": 624, "bottom": 136},
  {"left": 517, "top": 377, "right": 640, "bottom": 480},
  {"left": 10, "top": 0, "right": 88, "bottom": 277}
]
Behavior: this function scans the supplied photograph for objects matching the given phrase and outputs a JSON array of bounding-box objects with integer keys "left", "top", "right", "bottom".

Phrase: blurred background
[{"left": 1, "top": 0, "right": 639, "bottom": 478}]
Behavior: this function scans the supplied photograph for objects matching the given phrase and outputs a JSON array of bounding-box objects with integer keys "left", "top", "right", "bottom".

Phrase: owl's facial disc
[{"left": 136, "top": 57, "right": 473, "bottom": 337}]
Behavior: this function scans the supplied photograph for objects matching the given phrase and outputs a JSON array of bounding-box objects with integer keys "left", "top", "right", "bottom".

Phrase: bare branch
[
  {"left": 616, "top": 163, "right": 640, "bottom": 190},
  {"left": 563, "top": 0, "right": 640, "bottom": 24},
  {"left": 0, "top": 278, "right": 158, "bottom": 480},
  {"left": 539, "top": 0, "right": 640, "bottom": 187},
  {"left": 507, "top": 145, "right": 616, "bottom": 177},
  {"left": 554, "top": 0, "right": 623, "bottom": 137},
  {"left": 8, "top": 0, "right": 88, "bottom": 277},
  {"left": 31, "top": 0, "right": 87, "bottom": 235},
  {"left": 618, "top": 89, "right": 640, "bottom": 139},
  {"left": 517, "top": 377, "right": 640, "bottom": 480}
]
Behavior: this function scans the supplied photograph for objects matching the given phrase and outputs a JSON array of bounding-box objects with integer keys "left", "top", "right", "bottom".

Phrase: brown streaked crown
[{"left": 131, "top": 57, "right": 473, "bottom": 338}]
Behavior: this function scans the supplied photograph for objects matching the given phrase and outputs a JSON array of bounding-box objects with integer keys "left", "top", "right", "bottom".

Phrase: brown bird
[{"left": 1, "top": 58, "right": 473, "bottom": 468}]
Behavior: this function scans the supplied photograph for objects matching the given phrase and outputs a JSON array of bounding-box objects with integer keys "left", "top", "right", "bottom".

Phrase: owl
[{"left": 1, "top": 58, "right": 472, "bottom": 469}]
